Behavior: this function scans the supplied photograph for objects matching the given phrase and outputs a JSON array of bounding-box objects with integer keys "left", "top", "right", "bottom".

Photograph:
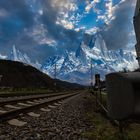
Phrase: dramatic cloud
[
  {"left": 0, "top": 0, "right": 81, "bottom": 62},
  {"left": 0, "top": 0, "right": 34, "bottom": 39},
  {"left": 0, "top": 0, "right": 137, "bottom": 63},
  {"left": 100, "top": 0, "right": 137, "bottom": 50},
  {"left": 40, "top": 0, "right": 81, "bottom": 51}
]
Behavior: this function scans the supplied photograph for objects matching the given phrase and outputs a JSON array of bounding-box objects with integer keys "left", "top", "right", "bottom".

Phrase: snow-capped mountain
[
  {"left": 1, "top": 33, "right": 138, "bottom": 85},
  {"left": 9, "top": 45, "right": 31, "bottom": 64},
  {"left": 8, "top": 45, "right": 41, "bottom": 69},
  {"left": 41, "top": 33, "right": 138, "bottom": 85}
]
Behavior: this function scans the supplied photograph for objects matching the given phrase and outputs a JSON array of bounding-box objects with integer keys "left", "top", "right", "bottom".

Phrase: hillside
[{"left": 0, "top": 60, "right": 83, "bottom": 90}]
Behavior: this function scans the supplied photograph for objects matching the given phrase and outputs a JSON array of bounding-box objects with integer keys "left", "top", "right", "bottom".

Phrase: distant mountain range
[
  {"left": 1, "top": 33, "right": 138, "bottom": 85},
  {"left": 41, "top": 33, "right": 138, "bottom": 85}
]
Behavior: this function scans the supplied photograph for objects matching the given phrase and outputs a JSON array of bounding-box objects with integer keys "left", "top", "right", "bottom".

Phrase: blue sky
[{"left": 0, "top": 0, "right": 137, "bottom": 62}]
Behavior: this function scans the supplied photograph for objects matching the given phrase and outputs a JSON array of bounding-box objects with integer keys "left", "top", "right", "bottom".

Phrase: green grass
[
  {"left": 91, "top": 90, "right": 107, "bottom": 106},
  {"left": 83, "top": 94, "right": 140, "bottom": 140},
  {"left": 83, "top": 113, "right": 120, "bottom": 140},
  {"left": 0, "top": 88, "right": 53, "bottom": 96},
  {"left": 101, "top": 92, "right": 107, "bottom": 106}
]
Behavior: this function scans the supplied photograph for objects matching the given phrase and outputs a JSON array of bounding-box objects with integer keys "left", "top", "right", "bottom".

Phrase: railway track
[
  {"left": 0, "top": 91, "right": 72, "bottom": 105},
  {"left": 0, "top": 91, "right": 80, "bottom": 121}
]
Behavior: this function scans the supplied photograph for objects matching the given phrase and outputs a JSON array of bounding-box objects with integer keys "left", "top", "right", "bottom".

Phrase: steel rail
[
  {"left": 0, "top": 92, "right": 72, "bottom": 106},
  {"left": 0, "top": 92, "right": 80, "bottom": 121}
]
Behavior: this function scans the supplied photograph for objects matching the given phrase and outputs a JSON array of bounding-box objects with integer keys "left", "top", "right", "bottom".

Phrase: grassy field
[
  {"left": 0, "top": 88, "right": 54, "bottom": 97},
  {"left": 84, "top": 92, "right": 140, "bottom": 140}
]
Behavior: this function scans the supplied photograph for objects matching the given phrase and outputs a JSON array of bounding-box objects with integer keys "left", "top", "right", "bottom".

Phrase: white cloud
[
  {"left": 74, "top": 26, "right": 86, "bottom": 32},
  {"left": 96, "top": 0, "right": 120, "bottom": 24},
  {"left": 85, "top": 0, "right": 100, "bottom": 13},
  {"left": 38, "top": 10, "right": 43, "bottom": 15},
  {"left": 66, "top": 3, "right": 78, "bottom": 11},
  {"left": 132, "top": 0, "right": 137, "bottom": 7},
  {"left": 40, "top": 38, "right": 57, "bottom": 46},
  {"left": 69, "top": 13, "right": 85, "bottom": 26},
  {"left": 129, "top": 30, "right": 135, "bottom": 37},
  {"left": 51, "top": 0, "right": 78, "bottom": 12},
  {"left": 0, "top": 54, "right": 7, "bottom": 59},
  {"left": 30, "top": 24, "right": 57, "bottom": 46},
  {"left": 56, "top": 19, "right": 74, "bottom": 29},
  {"left": 106, "top": 0, "right": 114, "bottom": 19},
  {"left": 0, "top": 9, "right": 8, "bottom": 18},
  {"left": 85, "top": 27, "right": 99, "bottom": 34},
  {"left": 50, "top": 0, "right": 78, "bottom": 30},
  {"left": 96, "top": 15, "right": 106, "bottom": 22}
]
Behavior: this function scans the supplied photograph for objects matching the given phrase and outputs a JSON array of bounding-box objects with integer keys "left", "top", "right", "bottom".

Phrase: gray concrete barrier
[{"left": 106, "top": 72, "right": 140, "bottom": 120}]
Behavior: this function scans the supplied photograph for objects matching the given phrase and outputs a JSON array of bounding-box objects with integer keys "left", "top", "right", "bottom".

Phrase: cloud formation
[
  {"left": 0, "top": 0, "right": 34, "bottom": 39},
  {"left": 100, "top": 0, "right": 137, "bottom": 50},
  {"left": 85, "top": 0, "right": 101, "bottom": 14},
  {"left": 0, "top": 0, "right": 82, "bottom": 62},
  {"left": 0, "top": 0, "right": 137, "bottom": 63}
]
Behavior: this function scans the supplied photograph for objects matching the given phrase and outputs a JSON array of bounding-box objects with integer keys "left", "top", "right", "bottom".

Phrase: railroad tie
[
  {"left": 48, "top": 105, "right": 57, "bottom": 109},
  {"left": 17, "top": 103, "right": 32, "bottom": 107},
  {"left": 8, "top": 119, "right": 27, "bottom": 127},
  {"left": 40, "top": 108, "right": 51, "bottom": 112},
  {"left": 0, "top": 109, "right": 7, "bottom": 113},
  {"left": 54, "top": 103, "right": 61, "bottom": 106},
  {"left": 27, "top": 112, "right": 40, "bottom": 117},
  {"left": 5, "top": 105, "right": 21, "bottom": 109},
  {"left": 58, "top": 101, "right": 63, "bottom": 104},
  {"left": 26, "top": 101, "right": 37, "bottom": 105},
  {"left": 33, "top": 100, "right": 43, "bottom": 103}
]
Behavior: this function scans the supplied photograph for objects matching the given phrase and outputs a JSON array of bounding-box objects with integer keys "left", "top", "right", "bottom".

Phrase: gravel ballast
[{"left": 0, "top": 91, "right": 95, "bottom": 140}]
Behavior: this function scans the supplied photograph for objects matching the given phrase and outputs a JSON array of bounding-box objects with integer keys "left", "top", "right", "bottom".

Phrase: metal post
[
  {"left": 0, "top": 75, "right": 3, "bottom": 87},
  {"left": 0, "top": 75, "right": 3, "bottom": 92},
  {"left": 90, "top": 59, "right": 93, "bottom": 89},
  {"left": 119, "top": 121, "right": 124, "bottom": 139},
  {"left": 54, "top": 63, "right": 57, "bottom": 90},
  {"left": 54, "top": 62, "right": 57, "bottom": 80},
  {"left": 95, "top": 91, "right": 98, "bottom": 110},
  {"left": 119, "top": 121, "right": 124, "bottom": 134},
  {"left": 99, "top": 84, "right": 102, "bottom": 104},
  {"left": 0, "top": 75, "right": 3, "bottom": 82}
]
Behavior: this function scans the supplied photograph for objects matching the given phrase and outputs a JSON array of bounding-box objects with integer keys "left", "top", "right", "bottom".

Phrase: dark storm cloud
[
  {"left": 100, "top": 0, "right": 135, "bottom": 50},
  {"left": 0, "top": 0, "right": 81, "bottom": 63},
  {"left": 0, "top": 0, "right": 56, "bottom": 62},
  {"left": 0, "top": 0, "right": 34, "bottom": 26},
  {"left": 0, "top": 0, "right": 34, "bottom": 41},
  {"left": 15, "top": 33, "right": 56, "bottom": 62}
]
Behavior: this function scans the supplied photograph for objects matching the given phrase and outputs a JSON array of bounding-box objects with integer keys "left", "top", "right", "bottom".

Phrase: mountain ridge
[
  {"left": 41, "top": 33, "right": 138, "bottom": 85},
  {"left": 0, "top": 59, "right": 83, "bottom": 89},
  {"left": 1, "top": 33, "right": 138, "bottom": 85}
]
